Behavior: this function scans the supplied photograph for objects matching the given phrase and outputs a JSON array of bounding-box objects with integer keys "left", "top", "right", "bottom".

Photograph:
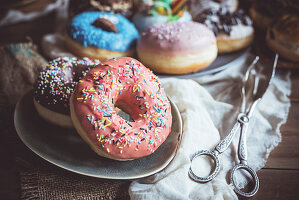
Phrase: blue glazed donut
[{"left": 66, "top": 11, "right": 139, "bottom": 60}]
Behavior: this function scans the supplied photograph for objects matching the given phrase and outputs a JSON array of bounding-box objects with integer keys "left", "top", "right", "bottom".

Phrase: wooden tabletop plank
[
  {"left": 264, "top": 102, "right": 299, "bottom": 169},
  {"left": 263, "top": 70, "right": 299, "bottom": 170},
  {"left": 264, "top": 131, "right": 299, "bottom": 169},
  {"left": 255, "top": 169, "right": 299, "bottom": 200},
  {"left": 289, "top": 72, "right": 299, "bottom": 102},
  {"left": 280, "top": 104, "right": 299, "bottom": 133}
]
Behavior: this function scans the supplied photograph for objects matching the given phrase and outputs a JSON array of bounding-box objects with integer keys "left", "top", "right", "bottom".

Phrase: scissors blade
[
  {"left": 252, "top": 54, "right": 278, "bottom": 101},
  {"left": 238, "top": 54, "right": 278, "bottom": 160},
  {"left": 240, "top": 56, "right": 260, "bottom": 113},
  {"left": 246, "top": 54, "right": 278, "bottom": 118}
]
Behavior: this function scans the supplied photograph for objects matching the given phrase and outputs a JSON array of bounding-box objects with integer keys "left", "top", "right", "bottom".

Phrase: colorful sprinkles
[
  {"left": 74, "top": 57, "right": 172, "bottom": 159},
  {"left": 34, "top": 57, "right": 100, "bottom": 114}
]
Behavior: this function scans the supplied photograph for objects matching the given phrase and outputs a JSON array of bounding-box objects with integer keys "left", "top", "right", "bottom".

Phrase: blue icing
[{"left": 67, "top": 12, "right": 139, "bottom": 52}]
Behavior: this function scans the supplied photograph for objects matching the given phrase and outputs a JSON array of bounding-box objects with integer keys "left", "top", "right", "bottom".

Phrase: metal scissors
[{"left": 188, "top": 54, "right": 279, "bottom": 197}]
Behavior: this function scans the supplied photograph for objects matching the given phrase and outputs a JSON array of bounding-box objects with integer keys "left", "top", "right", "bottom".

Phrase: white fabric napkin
[{"left": 128, "top": 57, "right": 291, "bottom": 200}]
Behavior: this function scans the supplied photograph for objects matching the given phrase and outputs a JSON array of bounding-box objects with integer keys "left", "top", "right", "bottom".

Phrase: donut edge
[
  {"left": 137, "top": 44, "right": 218, "bottom": 74},
  {"left": 217, "top": 32, "right": 254, "bottom": 54},
  {"left": 64, "top": 35, "right": 136, "bottom": 62},
  {"left": 70, "top": 93, "right": 134, "bottom": 161},
  {"left": 33, "top": 98, "right": 73, "bottom": 128}
]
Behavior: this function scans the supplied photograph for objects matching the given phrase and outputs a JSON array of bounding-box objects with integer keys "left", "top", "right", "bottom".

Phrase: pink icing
[
  {"left": 137, "top": 21, "right": 216, "bottom": 56},
  {"left": 72, "top": 57, "right": 172, "bottom": 159}
]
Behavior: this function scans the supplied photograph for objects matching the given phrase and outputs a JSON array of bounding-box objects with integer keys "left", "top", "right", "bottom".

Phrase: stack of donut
[
  {"left": 62, "top": 0, "right": 258, "bottom": 76},
  {"left": 33, "top": 57, "right": 173, "bottom": 161},
  {"left": 35, "top": 0, "right": 285, "bottom": 162}
]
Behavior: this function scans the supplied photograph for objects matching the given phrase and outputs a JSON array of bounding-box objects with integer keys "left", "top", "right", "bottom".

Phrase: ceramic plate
[
  {"left": 158, "top": 47, "right": 250, "bottom": 79},
  {"left": 14, "top": 92, "right": 182, "bottom": 179}
]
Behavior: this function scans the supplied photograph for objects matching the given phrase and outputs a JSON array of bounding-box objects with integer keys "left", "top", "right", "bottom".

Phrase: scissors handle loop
[
  {"left": 230, "top": 163, "right": 259, "bottom": 197},
  {"left": 188, "top": 150, "right": 220, "bottom": 183}
]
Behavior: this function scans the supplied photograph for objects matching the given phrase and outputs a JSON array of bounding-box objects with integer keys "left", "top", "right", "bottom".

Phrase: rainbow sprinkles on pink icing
[{"left": 72, "top": 57, "right": 172, "bottom": 159}]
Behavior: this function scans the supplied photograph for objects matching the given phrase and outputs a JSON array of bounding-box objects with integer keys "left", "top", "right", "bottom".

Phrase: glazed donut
[
  {"left": 65, "top": 12, "right": 139, "bottom": 61},
  {"left": 266, "top": 14, "right": 299, "bottom": 62},
  {"left": 137, "top": 21, "right": 217, "bottom": 74},
  {"left": 33, "top": 57, "right": 100, "bottom": 128},
  {"left": 132, "top": 0, "right": 192, "bottom": 32},
  {"left": 249, "top": 0, "right": 298, "bottom": 31},
  {"left": 69, "top": 0, "right": 134, "bottom": 18},
  {"left": 188, "top": 0, "right": 238, "bottom": 18},
  {"left": 70, "top": 57, "right": 172, "bottom": 160},
  {"left": 195, "top": 8, "right": 254, "bottom": 53},
  {"left": 133, "top": 11, "right": 192, "bottom": 32}
]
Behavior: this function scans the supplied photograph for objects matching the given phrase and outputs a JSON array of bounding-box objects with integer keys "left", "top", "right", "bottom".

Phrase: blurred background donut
[
  {"left": 69, "top": 0, "right": 134, "bottom": 18},
  {"left": 65, "top": 11, "right": 139, "bottom": 61}
]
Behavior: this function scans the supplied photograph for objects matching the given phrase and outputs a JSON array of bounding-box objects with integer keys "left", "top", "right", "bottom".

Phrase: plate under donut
[{"left": 14, "top": 91, "right": 183, "bottom": 179}]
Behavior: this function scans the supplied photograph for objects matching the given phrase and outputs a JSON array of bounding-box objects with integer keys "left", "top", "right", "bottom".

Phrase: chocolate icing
[
  {"left": 34, "top": 57, "right": 100, "bottom": 115},
  {"left": 92, "top": 18, "right": 118, "bottom": 33},
  {"left": 194, "top": 8, "right": 252, "bottom": 36}
]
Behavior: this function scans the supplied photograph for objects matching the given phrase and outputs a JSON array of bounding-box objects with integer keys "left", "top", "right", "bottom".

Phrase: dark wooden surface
[
  {"left": 254, "top": 72, "right": 299, "bottom": 200},
  {"left": 0, "top": 10, "right": 299, "bottom": 200}
]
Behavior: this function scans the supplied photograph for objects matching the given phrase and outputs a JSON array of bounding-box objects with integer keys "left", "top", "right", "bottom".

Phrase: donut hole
[
  {"left": 113, "top": 89, "right": 148, "bottom": 122},
  {"left": 115, "top": 101, "right": 132, "bottom": 121}
]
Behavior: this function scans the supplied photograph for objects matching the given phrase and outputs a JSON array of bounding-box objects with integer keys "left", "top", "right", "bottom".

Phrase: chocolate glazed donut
[
  {"left": 195, "top": 8, "right": 254, "bottom": 53},
  {"left": 33, "top": 57, "right": 100, "bottom": 128}
]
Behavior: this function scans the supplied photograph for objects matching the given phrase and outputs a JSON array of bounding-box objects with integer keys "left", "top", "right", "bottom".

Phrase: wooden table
[
  {"left": 0, "top": 13, "right": 299, "bottom": 200},
  {"left": 254, "top": 72, "right": 299, "bottom": 200}
]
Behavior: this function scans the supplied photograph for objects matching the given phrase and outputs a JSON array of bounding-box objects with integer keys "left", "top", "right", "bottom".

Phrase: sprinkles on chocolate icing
[
  {"left": 67, "top": 11, "right": 139, "bottom": 52},
  {"left": 72, "top": 57, "right": 172, "bottom": 159},
  {"left": 34, "top": 57, "right": 100, "bottom": 115}
]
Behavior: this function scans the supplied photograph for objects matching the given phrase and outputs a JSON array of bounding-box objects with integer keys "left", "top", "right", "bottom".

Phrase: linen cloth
[{"left": 129, "top": 57, "right": 291, "bottom": 200}]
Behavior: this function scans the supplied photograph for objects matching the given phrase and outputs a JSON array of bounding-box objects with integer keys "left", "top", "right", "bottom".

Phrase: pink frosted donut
[
  {"left": 137, "top": 21, "right": 217, "bottom": 74},
  {"left": 70, "top": 57, "right": 172, "bottom": 160}
]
